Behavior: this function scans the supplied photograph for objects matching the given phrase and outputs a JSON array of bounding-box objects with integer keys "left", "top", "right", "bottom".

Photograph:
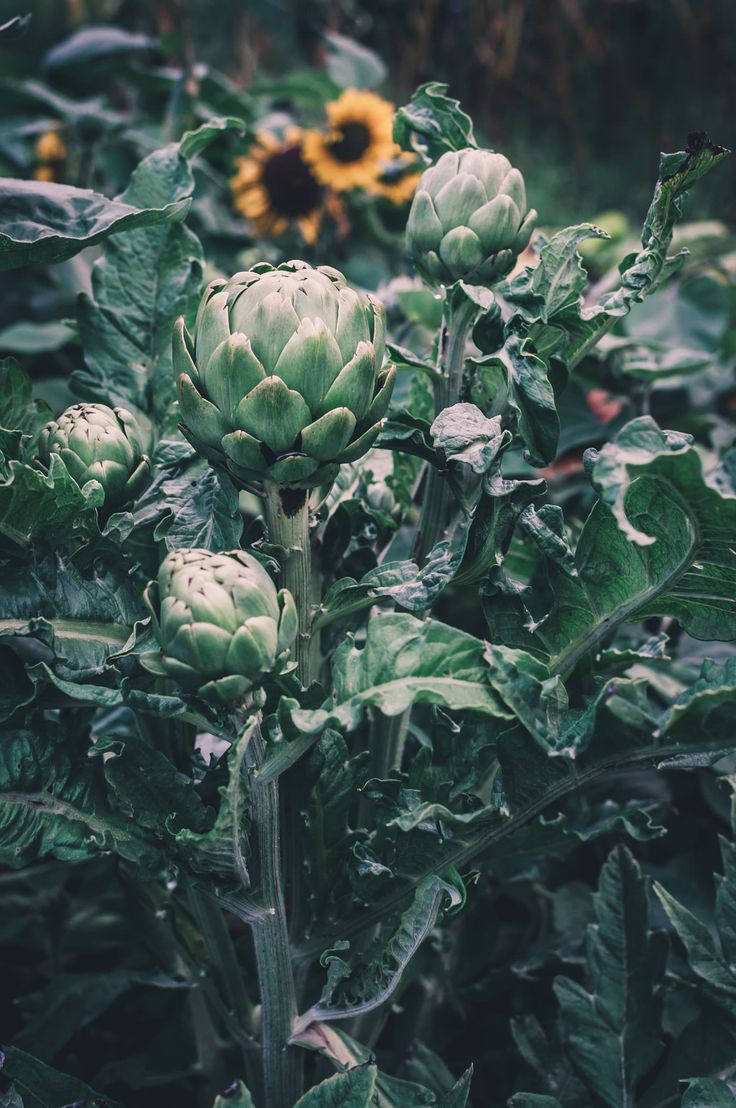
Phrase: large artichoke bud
[
  {"left": 37, "top": 402, "right": 150, "bottom": 508},
  {"left": 140, "top": 548, "right": 297, "bottom": 704},
  {"left": 406, "top": 148, "right": 537, "bottom": 287},
  {"left": 173, "top": 261, "right": 395, "bottom": 490}
]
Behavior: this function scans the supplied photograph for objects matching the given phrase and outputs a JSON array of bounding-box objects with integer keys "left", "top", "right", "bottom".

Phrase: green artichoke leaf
[
  {"left": 484, "top": 418, "right": 736, "bottom": 680},
  {"left": 72, "top": 119, "right": 245, "bottom": 423},
  {"left": 289, "top": 612, "right": 510, "bottom": 737},
  {"left": 393, "top": 81, "right": 476, "bottom": 164},
  {"left": 502, "top": 134, "right": 730, "bottom": 369},
  {"left": 553, "top": 847, "right": 667, "bottom": 1108},
  {"left": 0, "top": 178, "right": 188, "bottom": 272}
]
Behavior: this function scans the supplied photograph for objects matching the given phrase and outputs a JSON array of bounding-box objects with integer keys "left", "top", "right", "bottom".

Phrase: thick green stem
[
  {"left": 413, "top": 296, "right": 478, "bottom": 565},
  {"left": 249, "top": 723, "right": 303, "bottom": 1107},
  {"left": 357, "top": 709, "right": 410, "bottom": 830},
  {"left": 187, "top": 971, "right": 229, "bottom": 1105},
  {"left": 372, "top": 708, "right": 410, "bottom": 780},
  {"left": 262, "top": 482, "right": 315, "bottom": 951},
  {"left": 263, "top": 483, "right": 316, "bottom": 686},
  {"left": 187, "top": 888, "right": 256, "bottom": 1034}
]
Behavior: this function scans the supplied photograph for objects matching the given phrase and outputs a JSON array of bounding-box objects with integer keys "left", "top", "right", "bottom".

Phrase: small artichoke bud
[
  {"left": 37, "top": 402, "right": 151, "bottom": 508},
  {"left": 173, "top": 260, "right": 395, "bottom": 491},
  {"left": 140, "top": 548, "right": 298, "bottom": 704},
  {"left": 406, "top": 148, "right": 537, "bottom": 287}
]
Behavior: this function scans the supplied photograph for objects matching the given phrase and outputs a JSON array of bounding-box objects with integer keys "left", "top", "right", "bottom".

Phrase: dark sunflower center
[
  {"left": 260, "top": 145, "right": 321, "bottom": 217},
  {"left": 328, "top": 121, "right": 371, "bottom": 164}
]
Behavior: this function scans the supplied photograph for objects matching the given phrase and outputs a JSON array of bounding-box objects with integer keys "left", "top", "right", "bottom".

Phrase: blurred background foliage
[
  {"left": 2, "top": 0, "right": 734, "bottom": 224},
  {"left": 1, "top": 0, "right": 734, "bottom": 418},
  {"left": 1, "top": 4, "right": 736, "bottom": 1106}
]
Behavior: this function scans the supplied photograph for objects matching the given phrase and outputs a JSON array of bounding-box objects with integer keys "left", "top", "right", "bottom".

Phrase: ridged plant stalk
[
  {"left": 248, "top": 719, "right": 303, "bottom": 1108},
  {"left": 386, "top": 293, "right": 480, "bottom": 799},
  {"left": 262, "top": 484, "right": 317, "bottom": 687},
  {"left": 412, "top": 294, "right": 479, "bottom": 567},
  {"left": 262, "top": 482, "right": 317, "bottom": 962}
]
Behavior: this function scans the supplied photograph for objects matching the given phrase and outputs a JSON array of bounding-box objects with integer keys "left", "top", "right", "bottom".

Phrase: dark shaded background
[
  {"left": 3, "top": 0, "right": 734, "bottom": 224},
  {"left": 1, "top": 5, "right": 735, "bottom": 1107}
]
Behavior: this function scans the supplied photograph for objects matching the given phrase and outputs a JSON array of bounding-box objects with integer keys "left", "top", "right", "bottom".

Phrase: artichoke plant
[
  {"left": 406, "top": 147, "right": 537, "bottom": 286},
  {"left": 173, "top": 260, "right": 395, "bottom": 490},
  {"left": 37, "top": 402, "right": 150, "bottom": 508},
  {"left": 140, "top": 548, "right": 297, "bottom": 703}
]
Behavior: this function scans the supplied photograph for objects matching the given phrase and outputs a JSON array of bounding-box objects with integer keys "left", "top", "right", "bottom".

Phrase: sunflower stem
[
  {"left": 413, "top": 295, "right": 478, "bottom": 565},
  {"left": 249, "top": 718, "right": 303, "bottom": 1108}
]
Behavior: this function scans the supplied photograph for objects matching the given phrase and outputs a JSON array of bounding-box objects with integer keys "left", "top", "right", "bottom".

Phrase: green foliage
[
  {"left": 0, "top": 178, "right": 188, "bottom": 271},
  {"left": 293, "top": 1064, "right": 377, "bottom": 1107},
  {"left": 1, "top": 28, "right": 736, "bottom": 1108},
  {"left": 554, "top": 847, "right": 666, "bottom": 1107},
  {"left": 0, "top": 1046, "right": 123, "bottom": 1107},
  {"left": 73, "top": 119, "right": 244, "bottom": 424},
  {"left": 393, "top": 82, "right": 476, "bottom": 163}
]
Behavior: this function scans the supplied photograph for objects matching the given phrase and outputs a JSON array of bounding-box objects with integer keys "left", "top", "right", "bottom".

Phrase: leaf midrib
[
  {"left": 0, "top": 618, "right": 133, "bottom": 649},
  {"left": 549, "top": 488, "right": 701, "bottom": 680}
]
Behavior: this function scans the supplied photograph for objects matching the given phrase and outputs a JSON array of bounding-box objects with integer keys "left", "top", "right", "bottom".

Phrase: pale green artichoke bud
[
  {"left": 37, "top": 402, "right": 150, "bottom": 508},
  {"left": 140, "top": 548, "right": 297, "bottom": 704},
  {"left": 173, "top": 260, "right": 395, "bottom": 490},
  {"left": 406, "top": 148, "right": 537, "bottom": 287}
]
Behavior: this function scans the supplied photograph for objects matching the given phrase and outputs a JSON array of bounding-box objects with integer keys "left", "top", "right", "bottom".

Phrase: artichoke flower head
[
  {"left": 407, "top": 147, "right": 537, "bottom": 287},
  {"left": 174, "top": 260, "right": 395, "bottom": 491},
  {"left": 141, "top": 547, "right": 297, "bottom": 705},
  {"left": 37, "top": 402, "right": 150, "bottom": 508}
]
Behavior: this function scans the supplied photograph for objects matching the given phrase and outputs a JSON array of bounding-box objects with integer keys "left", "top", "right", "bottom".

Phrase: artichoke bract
[
  {"left": 140, "top": 548, "right": 297, "bottom": 704},
  {"left": 37, "top": 402, "right": 150, "bottom": 508},
  {"left": 173, "top": 260, "right": 395, "bottom": 490},
  {"left": 406, "top": 148, "right": 537, "bottom": 287}
]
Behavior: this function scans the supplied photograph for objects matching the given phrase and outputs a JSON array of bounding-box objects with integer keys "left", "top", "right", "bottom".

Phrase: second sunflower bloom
[{"left": 303, "top": 88, "right": 397, "bottom": 192}]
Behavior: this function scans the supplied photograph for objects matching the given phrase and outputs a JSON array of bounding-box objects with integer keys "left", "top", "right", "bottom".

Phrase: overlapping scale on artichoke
[
  {"left": 174, "top": 260, "right": 395, "bottom": 490},
  {"left": 140, "top": 548, "right": 297, "bottom": 704},
  {"left": 406, "top": 148, "right": 537, "bottom": 286},
  {"left": 37, "top": 402, "right": 150, "bottom": 508}
]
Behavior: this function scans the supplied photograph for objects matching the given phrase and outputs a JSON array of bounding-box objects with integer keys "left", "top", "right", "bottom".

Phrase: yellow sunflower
[
  {"left": 230, "top": 128, "right": 323, "bottom": 244},
  {"left": 35, "top": 129, "right": 67, "bottom": 163},
  {"left": 303, "top": 89, "right": 396, "bottom": 192},
  {"left": 33, "top": 165, "right": 56, "bottom": 182},
  {"left": 369, "top": 150, "right": 422, "bottom": 205}
]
